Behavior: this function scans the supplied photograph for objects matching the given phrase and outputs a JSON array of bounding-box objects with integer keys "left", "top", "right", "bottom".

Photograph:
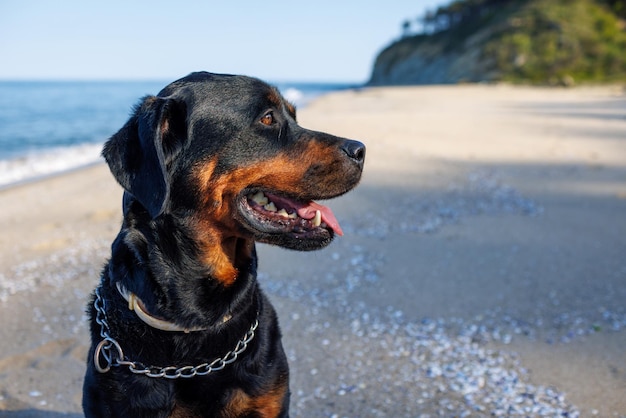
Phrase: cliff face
[
  {"left": 368, "top": 32, "right": 498, "bottom": 85},
  {"left": 368, "top": 0, "right": 626, "bottom": 86}
]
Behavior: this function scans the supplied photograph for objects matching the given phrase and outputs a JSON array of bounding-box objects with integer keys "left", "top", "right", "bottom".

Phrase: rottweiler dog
[{"left": 82, "top": 72, "right": 365, "bottom": 417}]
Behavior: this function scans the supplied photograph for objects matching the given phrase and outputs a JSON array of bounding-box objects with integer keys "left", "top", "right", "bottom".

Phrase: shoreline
[
  {"left": 1, "top": 85, "right": 625, "bottom": 416},
  {"left": 0, "top": 160, "right": 105, "bottom": 193}
]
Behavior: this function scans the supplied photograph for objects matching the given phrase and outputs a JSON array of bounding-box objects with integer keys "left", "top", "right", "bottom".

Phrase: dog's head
[{"left": 103, "top": 72, "right": 364, "bottom": 282}]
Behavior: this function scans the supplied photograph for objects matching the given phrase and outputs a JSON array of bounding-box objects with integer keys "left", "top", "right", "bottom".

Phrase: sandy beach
[{"left": 0, "top": 84, "right": 625, "bottom": 417}]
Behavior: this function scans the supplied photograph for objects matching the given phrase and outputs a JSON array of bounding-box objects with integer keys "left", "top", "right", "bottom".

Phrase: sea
[{"left": 0, "top": 80, "right": 355, "bottom": 188}]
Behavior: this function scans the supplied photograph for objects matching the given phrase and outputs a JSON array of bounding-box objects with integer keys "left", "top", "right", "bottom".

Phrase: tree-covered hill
[{"left": 368, "top": 0, "right": 626, "bottom": 85}]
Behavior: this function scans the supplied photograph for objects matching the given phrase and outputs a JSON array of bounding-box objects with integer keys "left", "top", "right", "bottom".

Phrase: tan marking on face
[
  {"left": 208, "top": 152, "right": 333, "bottom": 202},
  {"left": 190, "top": 159, "right": 240, "bottom": 286}
]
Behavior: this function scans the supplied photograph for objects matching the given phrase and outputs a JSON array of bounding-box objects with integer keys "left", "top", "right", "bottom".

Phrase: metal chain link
[{"left": 93, "top": 285, "right": 258, "bottom": 379}]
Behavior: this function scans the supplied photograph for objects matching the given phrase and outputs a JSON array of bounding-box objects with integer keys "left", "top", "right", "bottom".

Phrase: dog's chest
[{"left": 169, "top": 404, "right": 201, "bottom": 418}]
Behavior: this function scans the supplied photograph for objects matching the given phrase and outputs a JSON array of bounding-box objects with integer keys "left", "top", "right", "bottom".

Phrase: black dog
[{"left": 82, "top": 72, "right": 365, "bottom": 417}]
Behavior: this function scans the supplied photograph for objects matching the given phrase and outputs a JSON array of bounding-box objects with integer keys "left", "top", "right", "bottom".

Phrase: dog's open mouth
[{"left": 236, "top": 190, "right": 342, "bottom": 249}]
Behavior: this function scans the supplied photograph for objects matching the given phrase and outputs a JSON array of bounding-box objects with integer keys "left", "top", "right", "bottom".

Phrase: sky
[{"left": 0, "top": 0, "right": 445, "bottom": 83}]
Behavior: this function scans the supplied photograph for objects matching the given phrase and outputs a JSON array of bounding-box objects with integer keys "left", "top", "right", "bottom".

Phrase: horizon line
[{"left": 0, "top": 76, "right": 366, "bottom": 86}]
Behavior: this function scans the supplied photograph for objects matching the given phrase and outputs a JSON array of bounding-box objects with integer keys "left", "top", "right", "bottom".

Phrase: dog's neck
[
  {"left": 124, "top": 201, "right": 254, "bottom": 278},
  {"left": 109, "top": 210, "right": 258, "bottom": 329}
]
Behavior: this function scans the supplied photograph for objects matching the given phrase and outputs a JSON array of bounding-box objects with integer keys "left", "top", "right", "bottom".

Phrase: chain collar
[{"left": 93, "top": 285, "right": 259, "bottom": 379}]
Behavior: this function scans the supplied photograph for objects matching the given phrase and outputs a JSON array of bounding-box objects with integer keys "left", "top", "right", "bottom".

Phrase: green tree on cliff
[{"left": 382, "top": 0, "right": 626, "bottom": 84}]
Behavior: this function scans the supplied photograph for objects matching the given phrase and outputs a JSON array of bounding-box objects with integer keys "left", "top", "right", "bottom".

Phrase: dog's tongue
[{"left": 296, "top": 201, "right": 343, "bottom": 236}]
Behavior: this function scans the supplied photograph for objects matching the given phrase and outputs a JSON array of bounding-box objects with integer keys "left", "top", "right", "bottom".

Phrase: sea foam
[{"left": 0, "top": 143, "right": 104, "bottom": 188}]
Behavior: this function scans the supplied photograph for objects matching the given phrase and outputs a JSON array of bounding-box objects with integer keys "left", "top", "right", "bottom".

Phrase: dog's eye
[{"left": 260, "top": 112, "right": 275, "bottom": 126}]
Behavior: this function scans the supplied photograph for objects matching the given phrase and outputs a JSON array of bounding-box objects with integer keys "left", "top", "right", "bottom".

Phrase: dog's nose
[{"left": 341, "top": 140, "right": 366, "bottom": 164}]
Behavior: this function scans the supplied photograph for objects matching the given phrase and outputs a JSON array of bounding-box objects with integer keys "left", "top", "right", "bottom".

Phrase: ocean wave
[
  {"left": 0, "top": 143, "right": 104, "bottom": 188},
  {"left": 276, "top": 83, "right": 355, "bottom": 107},
  {"left": 282, "top": 88, "right": 305, "bottom": 105}
]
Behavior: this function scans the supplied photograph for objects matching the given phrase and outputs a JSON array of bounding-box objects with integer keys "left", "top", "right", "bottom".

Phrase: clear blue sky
[{"left": 0, "top": 0, "right": 445, "bottom": 83}]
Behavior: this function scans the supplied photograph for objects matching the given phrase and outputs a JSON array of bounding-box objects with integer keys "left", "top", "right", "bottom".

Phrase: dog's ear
[{"left": 102, "top": 96, "right": 187, "bottom": 218}]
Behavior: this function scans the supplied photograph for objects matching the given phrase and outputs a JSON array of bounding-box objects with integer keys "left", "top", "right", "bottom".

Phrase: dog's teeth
[
  {"left": 251, "top": 191, "right": 269, "bottom": 205},
  {"left": 288, "top": 212, "right": 298, "bottom": 219},
  {"left": 277, "top": 208, "right": 289, "bottom": 218},
  {"left": 312, "top": 210, "right": 321, "bottom": 227},
  {"left": 264, "top": 202, "right": 277, "bottom": 212}
]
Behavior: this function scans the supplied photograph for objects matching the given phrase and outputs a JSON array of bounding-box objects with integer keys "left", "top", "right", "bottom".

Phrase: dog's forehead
[{"left": 163, "top": 74, "right": 282, "bottom": 106}]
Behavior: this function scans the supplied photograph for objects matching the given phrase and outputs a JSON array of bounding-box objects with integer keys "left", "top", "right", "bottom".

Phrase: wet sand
[{"left": 0, "top": 84, "right": 625, "bottom": 417}]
